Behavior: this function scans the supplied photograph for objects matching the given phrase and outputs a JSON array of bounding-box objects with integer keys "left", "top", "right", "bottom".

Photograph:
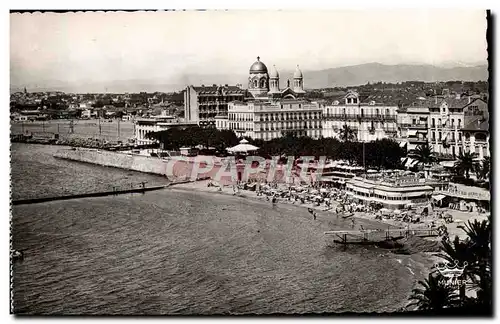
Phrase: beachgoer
[{"left": 351, "top": 219, "right": 355, "bottom": 229}]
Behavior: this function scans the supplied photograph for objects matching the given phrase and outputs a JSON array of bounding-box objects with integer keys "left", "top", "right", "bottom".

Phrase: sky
[{"left": 10, "top": 10, "right": 488, "bottom": 90}]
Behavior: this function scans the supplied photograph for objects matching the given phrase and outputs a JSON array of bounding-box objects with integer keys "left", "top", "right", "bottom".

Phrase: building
[
  {"left": 461, "top": 98, "right": 489, "bottom": 159},
  {"left": 134, "top": 116, "right": 198, "bottom": 145},
  {"left": 215, "top": 57, "right": 323, "bottom": 140},
  {"left": 396, "top": 103, "right": 429, "bottom": 152},
  {"left": 427, "top": 94, "right": 470, "bottom": 158},
  {"left": 345, "top": 174, "right": 436, "bottom": 209},
  {"left": 184, "top": 84, "right": 248, "bottom": 125},
  {"left": 81, "top": 109, "right": 97, "bottom": 119},
  {"left": 425, "top": 95, "right": 488, "bottom": 159},
  {"left": 322, "top": 90, "right": 398, "bottom": 141}
]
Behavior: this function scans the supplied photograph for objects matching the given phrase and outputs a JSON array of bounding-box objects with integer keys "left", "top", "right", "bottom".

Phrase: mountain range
[{"left": 12, "top": 62, "right": 488, "bottom": 93}]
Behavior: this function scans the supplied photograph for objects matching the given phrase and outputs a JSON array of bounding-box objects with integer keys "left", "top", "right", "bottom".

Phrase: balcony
[
  {"left": 324, "top": 113, "right": 396, "bottom": 121},
  {"left": 401, "top": 123, "right": 428, "bottom": 129},
  {"left": 408, "top": 137, "right": 428, "bottom": 144}
]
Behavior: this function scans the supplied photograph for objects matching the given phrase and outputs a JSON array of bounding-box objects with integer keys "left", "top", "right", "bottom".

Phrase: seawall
[
  {"left": 53, "top": 148, "right": 290, "bottom": 185},
  {"left": 53, "top": 148, "right": 225, "bottom": 181},
  {"left": 54, "top": 148, "right": 172, "bottom": 176}
]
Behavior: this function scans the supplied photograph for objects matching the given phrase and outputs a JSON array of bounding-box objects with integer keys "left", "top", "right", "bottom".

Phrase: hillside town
[
  {"left": 12, "top": 57, "right": 490, "bottom": 162},
  {"left": 10, "top": 10, "right": 491, "bottom": 317}
]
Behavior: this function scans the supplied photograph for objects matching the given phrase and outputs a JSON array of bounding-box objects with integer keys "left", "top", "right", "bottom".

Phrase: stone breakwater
[
  {"left": 53, "top": 149, "right": 292, "bottom": 184},
  {"left": 53, "top": 148, "right": 228, "bottom": 181},
  {"left": 54, "top": 148, "right": 171, "bottom": 177}
]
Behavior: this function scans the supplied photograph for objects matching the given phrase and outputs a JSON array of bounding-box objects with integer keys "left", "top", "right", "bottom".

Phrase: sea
[{"left": 11, "top": 143, "right": 433, "bottom": 315}]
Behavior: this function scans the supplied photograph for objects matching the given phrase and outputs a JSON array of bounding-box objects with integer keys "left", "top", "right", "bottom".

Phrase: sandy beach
[{"left": 169, "top": 179, "right": 488, "bottom": 242}]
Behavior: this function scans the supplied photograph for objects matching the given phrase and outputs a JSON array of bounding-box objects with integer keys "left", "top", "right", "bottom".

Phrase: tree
[
  {"left": 413, "top": 142, "right": 436, "bottom": 166},
  {"left": 474, "top": 157, "right": 490, "bottom": 181},
  {"left": 454, "top": 152, "right": 478, "bottom": 179},
  {"left": 435, "top": 216, "right": 491, "bottom": 308},
  {"left": 409, "top": 215, "right": 492, "bottom": 313},
  {"left": 339, "top": 124, "right": 356, "bottom": 142},
  {"left": 408, "top": 273, "right": 459, "bottom": 310}
]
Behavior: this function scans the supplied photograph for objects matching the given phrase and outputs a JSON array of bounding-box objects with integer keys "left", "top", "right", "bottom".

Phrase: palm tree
[
  {"left": 437, "top": 217, "right": 492, "bottom": 306},
  {"left": 461, "top": 217, "right": 492, "bottom": 306},
  {"left": 408, "top": 273, "right": 459, "bottom": 310},
  {"left": 339, "top": 124, "right": 356, "bottom": 142},
  {"left": 454, "top": 152, "right": 477, "bottom": 179},
  {"left": 413, "top": 142, "right": 436, "bottom": 166},
  {"left": 475, "top": 157, "right": 490, "bottom": 181},
  {"left": 437, "top": 236, "right": 473, "bottom": 303}
]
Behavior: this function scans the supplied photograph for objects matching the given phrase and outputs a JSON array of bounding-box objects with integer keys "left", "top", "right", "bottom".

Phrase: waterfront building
[
  {"left": 184, "top": 84, "right": 248, "bottom": 125},
  {"left": 215, "top": 57, "right": 323, "bottom": 140},
  {"left": 396, "top": 103, "right": 429, "bottom": 152},
  {"left": 134, "top": 115, "right": 197, "bottom": 145},
  {"left": 322, "top": 90, "right": 398, "bottom": 141},
  {"left": 345, "top": 174, "right": 436, "bottom": 210},
  {"left": 461, "top": 98, "right": 489, "bottom": 159},
  {"left": 427, "top": 94, "right": 470, "bottom": 158}
]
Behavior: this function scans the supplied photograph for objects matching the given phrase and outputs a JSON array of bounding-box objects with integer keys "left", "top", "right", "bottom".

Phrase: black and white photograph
[{"left": 8, "top": 8, "right": 492, "bottom": 316}]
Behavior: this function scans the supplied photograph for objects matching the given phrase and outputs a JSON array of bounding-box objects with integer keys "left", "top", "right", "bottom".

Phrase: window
[
  {"left": 452, "top": 132, "right": 455, "bottom": 141},
  {"left": 459, "top": 133, "right": 462, "bottom": 141},
  {"left": 432, "top": 118, "right": 435, "bottom": 127},
  {"left": 439, "top": 132, "right": 442, "bottom": 141},
  {"left": 376, "top": 108, "right": 379, "bottom": 116},
  {"left": 438, "top": 118, "right": 441, "bottom": 127},
  {"left": 299, "top": 104, "right": 302, "bottom": 109},
  {"left": 361, "top": 109, "right": 364, "bottom": 117},
  {"left": 452, "top": 146, "right": 456, "bottom": 157},
  {"left": 451, "top": 119, "right": 455, "bottom": 127},
  {"left": 412, "top": 119, "right": 416, "bottom": 125},
  {"left": 459, "top": 147, "right": 463, "bottom": 155},
  {"left": 458, "top": 119, "right": 461, "bottom": 128},
  {"left": 432, "top": 131, "right": 436, "bottom": 141}
]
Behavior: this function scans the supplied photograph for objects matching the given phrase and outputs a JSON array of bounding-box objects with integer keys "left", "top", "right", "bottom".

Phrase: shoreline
[
  {"left": 168, "top": 179, "right": 443, "bottom": 244},
  {"left": 168, "top": 179, "right": 443, "bottom": 312}
]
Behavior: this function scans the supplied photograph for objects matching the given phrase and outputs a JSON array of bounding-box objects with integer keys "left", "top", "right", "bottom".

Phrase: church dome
[
  {"left": 293, "top": 65, "right": 303, "bottom": 78},
  {"left": 249, "top": 56, "right": 268, "bottom": 73},
  {"left": 269, "top": 65, "right": 279, "bottom": 78}
]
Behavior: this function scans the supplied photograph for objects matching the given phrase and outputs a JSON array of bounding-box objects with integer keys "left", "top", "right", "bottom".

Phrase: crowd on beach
[{"left": 201, "top": 170, "right": 490, "bottom": 243}]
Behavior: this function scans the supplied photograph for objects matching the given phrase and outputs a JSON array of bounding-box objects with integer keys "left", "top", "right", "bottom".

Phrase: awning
[
  {"left": 407, "top": 130, "right": 418, "bottom": 136},
  {"left": 432, "top": 194, "right": 446, "bottom": 201},
  {"left": 399, "top": 142, "right": 408, "bottom": 148}
]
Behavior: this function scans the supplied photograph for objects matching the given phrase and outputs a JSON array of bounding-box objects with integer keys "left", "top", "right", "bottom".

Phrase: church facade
[{"left": 215, "top": 57, "right": 322, "bottom": 140}]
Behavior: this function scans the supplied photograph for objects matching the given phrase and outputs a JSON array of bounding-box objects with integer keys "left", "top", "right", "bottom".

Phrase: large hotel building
[
  {"left": 165, "top": 56, "right": 490, "bottom": 159},
  {"left": 185, "top": 57, "right": 323, "bottom": 140},
  {"left": 322, "top": 90, "right": 398, "bottom": 142}
]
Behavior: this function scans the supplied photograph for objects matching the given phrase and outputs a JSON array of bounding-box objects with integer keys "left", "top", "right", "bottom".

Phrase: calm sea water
[{"left": 11, "top": 143, "right": 431, "bottom": 315}]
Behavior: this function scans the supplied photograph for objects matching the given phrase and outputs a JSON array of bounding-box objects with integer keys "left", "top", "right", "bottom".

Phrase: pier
[
  {"left": 12, "top": 184, "right": 169, "bottom": 206},
  {"left": 325, "top": 228, "right": 439, "bottom": 245}
]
